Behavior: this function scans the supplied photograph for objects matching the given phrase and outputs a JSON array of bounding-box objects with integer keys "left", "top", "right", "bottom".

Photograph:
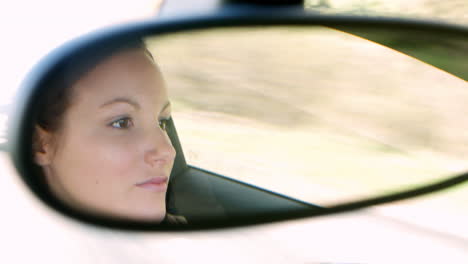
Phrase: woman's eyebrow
[{"left": 100, "top": 97, "right": 140, "bottom": 109}]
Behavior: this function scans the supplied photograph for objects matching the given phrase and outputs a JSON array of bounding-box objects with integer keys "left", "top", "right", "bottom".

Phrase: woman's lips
[{"left": 135, "top": 177, "right": 168, "bottom": 192}]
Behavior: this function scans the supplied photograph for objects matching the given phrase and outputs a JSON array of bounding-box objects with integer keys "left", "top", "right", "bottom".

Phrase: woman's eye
[
  {"left": 110, "top": 118, "right": 133, "bottom": 129},
  {"left": 158, "top": 118, "right": 169, "bottom": 131}
]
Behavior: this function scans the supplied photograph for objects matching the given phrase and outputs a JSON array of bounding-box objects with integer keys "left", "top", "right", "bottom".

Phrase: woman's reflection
[{"left": 32, "top": 42, "right": 185, "bottom": 224}]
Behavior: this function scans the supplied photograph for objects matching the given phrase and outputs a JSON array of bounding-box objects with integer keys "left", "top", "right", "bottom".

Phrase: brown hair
[
  {"left": 34, "top": 40, "right": 151, "bottom": 134},
  {"left": 30, "top": 40, "right": 153, "bottom": 191}
]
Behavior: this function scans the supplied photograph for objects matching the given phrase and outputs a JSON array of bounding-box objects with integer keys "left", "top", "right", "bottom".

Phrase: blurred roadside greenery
[
  {"left": 335, "top": 26, "right": 468, "bottom": 81},
  {"left": 306, "top": 1, "right": 468, "bottom": 81},
  {"left": 305, "top": 0, "right": 468, "bottom": 25}
]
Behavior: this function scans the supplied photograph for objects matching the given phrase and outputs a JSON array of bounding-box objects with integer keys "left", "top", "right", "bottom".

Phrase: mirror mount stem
[
  {"left": 158, "top": 0, "right": 304, "bottom": 18},
  {"left": 221, "top": 0, "right": 303, "bottom": 6}
]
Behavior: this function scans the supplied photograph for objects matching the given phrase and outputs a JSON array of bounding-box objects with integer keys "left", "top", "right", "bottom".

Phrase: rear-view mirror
[{"left": 9, "top": 8, "right": 468, "bottom": 230}]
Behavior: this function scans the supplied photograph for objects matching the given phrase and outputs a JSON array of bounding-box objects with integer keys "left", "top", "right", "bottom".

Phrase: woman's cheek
[{"left": 96, "top": 133, "right": 141, "bottom": 176}]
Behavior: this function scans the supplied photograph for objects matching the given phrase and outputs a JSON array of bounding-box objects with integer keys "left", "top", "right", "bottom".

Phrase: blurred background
[
  {"left": 306, "top": 0, "right": 468, "bottom": 24},
  {"left": 147, "top": 25, "right": 468, "bottom": 206}
]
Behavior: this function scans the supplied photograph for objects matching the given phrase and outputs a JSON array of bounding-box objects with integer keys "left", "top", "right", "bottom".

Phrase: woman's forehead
[
  {"left": 89, "top": 48, "right": 156, "bottom": 78},
  {"left": 63, "top": 51, "right": 168, "bottom": 115},
  {"left": 73, "top": 49, "right": 165, "bottom": 97}
]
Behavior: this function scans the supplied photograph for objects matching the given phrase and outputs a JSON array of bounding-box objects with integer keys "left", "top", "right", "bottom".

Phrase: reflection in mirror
[
  {"left": 146, "top": 26, "right": 468, "bottom": 207},
  {"left": 24, "top": 25, "right": 468, "bottom": 225},
  {"left": 31, "top": 41, "right": 185, "bottom": 224}
]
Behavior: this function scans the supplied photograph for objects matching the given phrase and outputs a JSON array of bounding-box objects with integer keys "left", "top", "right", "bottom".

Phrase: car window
[{"left": 146, "top": 26, "right": 468, "bottom": 206}]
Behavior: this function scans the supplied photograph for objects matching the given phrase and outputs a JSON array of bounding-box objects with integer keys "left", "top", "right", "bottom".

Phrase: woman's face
[{"left": 34, "top": 48, "right": 176, "bottom": 222}]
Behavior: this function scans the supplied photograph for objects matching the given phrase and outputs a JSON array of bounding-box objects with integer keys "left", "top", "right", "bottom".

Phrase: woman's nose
[{"left": 144, "top": 128, "right": 176, "bottom": 168}]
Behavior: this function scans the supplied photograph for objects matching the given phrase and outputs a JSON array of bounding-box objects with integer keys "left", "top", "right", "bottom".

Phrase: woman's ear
[{"left": 33, "top": 125, "right": 54, "bottom": 166}]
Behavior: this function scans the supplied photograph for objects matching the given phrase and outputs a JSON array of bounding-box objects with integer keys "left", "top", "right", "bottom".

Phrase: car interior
[{"left": 165, "top": 117, "right": 322, "bottom": 223}]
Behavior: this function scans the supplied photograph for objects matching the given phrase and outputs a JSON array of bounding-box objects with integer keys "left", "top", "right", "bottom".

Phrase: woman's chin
[
  {"left": 56, "top": 192, "right": 168, "bottom": 223},
  {"left": 134, "top": 211, "right": 166, "bottom": 223},
  {"left": 126, "top": 204, "right": 167, "bottom": 223},
  {"left": 83, "top": 203, "right": 167, "bottom": 223}
]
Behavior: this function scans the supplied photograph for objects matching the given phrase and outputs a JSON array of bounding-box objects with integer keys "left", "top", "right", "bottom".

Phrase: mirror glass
[
  {"left": 23, "top": 25, "right": 468, "bottom": 225},
  {"left": 148, "top": 26, "right": 468, "bottom": 204}
]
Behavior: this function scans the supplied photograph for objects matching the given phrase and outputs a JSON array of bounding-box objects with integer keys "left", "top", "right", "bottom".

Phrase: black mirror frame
[{"left": 9, "top": 5, "right": 468, "bottom": 231}]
